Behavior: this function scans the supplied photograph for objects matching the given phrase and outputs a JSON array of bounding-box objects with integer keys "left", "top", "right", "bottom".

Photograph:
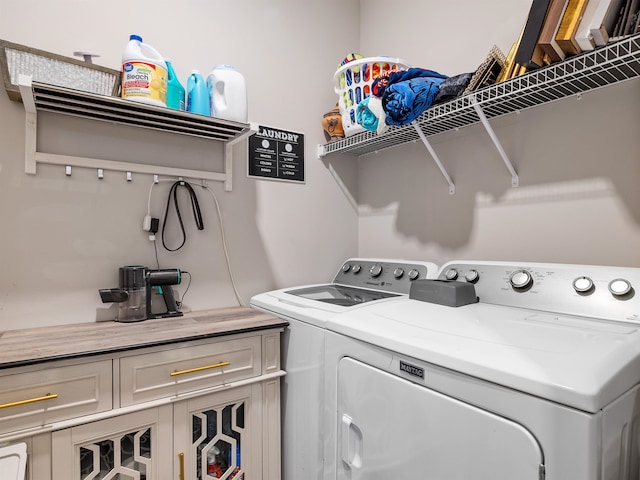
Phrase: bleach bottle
[
  {"left": 121, "top": 34, "right": 167, "bottom": 107},
  {"left": 186, "top": 70, "right": 210, "bottom": 116},
  {"left": 165, "top": 59, "right": 185, "bottom": 111},
  {"left": 207, "top": 65, "right": 247, "bottom": 122}
]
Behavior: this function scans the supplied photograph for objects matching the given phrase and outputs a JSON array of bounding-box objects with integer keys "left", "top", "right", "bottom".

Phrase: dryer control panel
[
  {"left": 438, "top": 261, "right": 640, "bottom": 324},
  {"left": 334, "top": 258, "right": 438, "bottom": 294}
]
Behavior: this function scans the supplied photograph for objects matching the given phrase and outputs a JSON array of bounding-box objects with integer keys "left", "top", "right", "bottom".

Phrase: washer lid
[
  {"left": 327, "top": 298, "right": 640, "bottom": 412},
  {"left": 250, "top": 284, "right": 403, "bottom": 328},
  {"left": 285, "top": 284, "right": 399, "bottom": 306}
]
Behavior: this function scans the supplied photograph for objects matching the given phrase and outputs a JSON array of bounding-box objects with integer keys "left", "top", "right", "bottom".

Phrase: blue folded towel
[
  {"left": 383, "top": 75, "right": 446, "bottom": 126},
  {"left": 373, "top": 68, "right": 448, "bottom": 98}
]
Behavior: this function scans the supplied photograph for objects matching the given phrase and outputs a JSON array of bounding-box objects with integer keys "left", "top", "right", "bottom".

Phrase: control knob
[
  {"left": 509, "top": 270, "right": 533, "bottom": 290},
  {"left": 608, "top": 278, "right": 632, "bottom": 297},
  {"left": 572, "top": 276, "right": 594, "bottom": 293},
  {"left": 351, "top": 264, "right": 361, "bottom": 274},
  {"left": 369, "top": 264, "right": 383, "bottom": 277},
  {"left": 408, "top": 269, "right": 420, "bottom": 281},
  {"left": 393, "top": 268, "right": 404, "bottom": 279},
  {"left": 342, "top": 263, "right": 351, "bottom": 273},
  {"left": 444, "top": 268, "right": 458, "bottom": 281},
  {"left": 464, "top": 269, "right": 480, "bottom": 284}
]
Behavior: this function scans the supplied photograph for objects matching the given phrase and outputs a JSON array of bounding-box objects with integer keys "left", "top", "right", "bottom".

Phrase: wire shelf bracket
[
  {"left": 17, "top": 75, "right": 257, "bottom": 191},
  {"left": 470, "top": 94, "right": 519, "bottom": 187},
  {"left": 412, "top": 121, "right": 455, "bottom": 194}
]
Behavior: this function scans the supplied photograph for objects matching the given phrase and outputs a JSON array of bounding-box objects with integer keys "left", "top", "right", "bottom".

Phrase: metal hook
[{"left": 73, "top": 51, "right": 100, "bottom": 64}]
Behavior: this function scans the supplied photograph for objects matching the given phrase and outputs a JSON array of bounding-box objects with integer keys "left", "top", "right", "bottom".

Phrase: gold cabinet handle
[
  {"left": 0, "top": 393, "right": 58, "bottom": 409},
  {"left": 170, "top": 361, "right": 230, "bottom": 377},
  {"left": 179, "top": 452, "right": 185, "bottom": 480}
]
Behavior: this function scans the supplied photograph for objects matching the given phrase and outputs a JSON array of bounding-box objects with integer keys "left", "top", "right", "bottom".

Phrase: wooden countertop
[{"left": 0, "top": 307, "right": 288, "bottom": 369}]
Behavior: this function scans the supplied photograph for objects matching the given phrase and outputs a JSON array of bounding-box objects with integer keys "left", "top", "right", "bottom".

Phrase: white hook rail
[{"left": 17, "top": 75, "right": 257, "bottom": 191}]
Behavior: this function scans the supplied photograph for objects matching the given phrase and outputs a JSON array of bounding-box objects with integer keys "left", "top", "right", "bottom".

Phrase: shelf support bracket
[
  {"left": 471, "top": 95, "right": 519, "bottom": 187},
  {"left": 224, "top": 122, "right": 258, "bottom": 192},
  {"left": 18, "top": 75, "right": 37, "bottom": 175},
  {"left": 412, "top": 122, "right": 455, "bottom": 194},
  {"left": 317, "top": 143, "right": 327, "bottom": 159}
]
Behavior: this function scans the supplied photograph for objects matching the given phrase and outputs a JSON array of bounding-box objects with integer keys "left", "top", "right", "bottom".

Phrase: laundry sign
[{"left": 248, "top": 125, "right": 304, "bottom": 182}]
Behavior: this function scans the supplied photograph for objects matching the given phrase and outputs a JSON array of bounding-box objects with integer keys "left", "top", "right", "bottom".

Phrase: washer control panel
[
  {"left": 334, "top": 259, "right": 438, "bottom": 294},
  {"left": 437, "top": 261, "right": 640, "bottom": 323}
]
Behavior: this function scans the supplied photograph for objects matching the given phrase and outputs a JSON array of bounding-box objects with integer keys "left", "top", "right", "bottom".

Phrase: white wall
[
  {"left": 1, "top": 1, "right": 639, "bottom": 332},
  {"left": 0, "top": 0, "right": 360, "bottom": 329},
  {"left": 347, "top": 0, "right": 640, "bottom": 267}
]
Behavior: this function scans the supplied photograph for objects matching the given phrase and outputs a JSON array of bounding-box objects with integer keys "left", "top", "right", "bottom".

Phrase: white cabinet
[
  {"left": 51, "top": 381, "right": 273, "bottom": 480},
  {"left": 0, "top": 326, "right": 284, "bottom": 480}
]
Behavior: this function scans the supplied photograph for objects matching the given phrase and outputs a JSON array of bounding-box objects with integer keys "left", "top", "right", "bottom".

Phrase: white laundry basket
[{"left": 333, "top": 57, "right": 410, "bottom": 137}]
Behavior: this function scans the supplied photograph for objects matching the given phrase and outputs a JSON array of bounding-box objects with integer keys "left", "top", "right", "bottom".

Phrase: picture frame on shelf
[{"left": 463, "top": 45, "right": 506, "bottom": 94}]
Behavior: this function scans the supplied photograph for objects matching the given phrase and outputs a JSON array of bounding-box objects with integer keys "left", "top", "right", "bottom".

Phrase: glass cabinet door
[
  {"left": 52, "top": 406, "right": 173, "bottom": 480},
  {"left": 193, "top": 403, "right": 244, "bottom": 479},
  {"left": 78, "top": 426, "right": 152, "bottom": 479},
  {"left": 175, "top": 384, "right": 260, "bottom": 480}
]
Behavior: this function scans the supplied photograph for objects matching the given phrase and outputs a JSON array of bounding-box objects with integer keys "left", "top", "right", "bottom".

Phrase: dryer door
[{"left": 337, "top": 357, "right": 543, "bottom": 480}]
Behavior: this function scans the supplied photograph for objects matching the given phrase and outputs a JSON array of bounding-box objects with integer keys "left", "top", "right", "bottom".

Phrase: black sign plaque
[{"left": 248, "top": 125, "right": 304, "bottom": 183}]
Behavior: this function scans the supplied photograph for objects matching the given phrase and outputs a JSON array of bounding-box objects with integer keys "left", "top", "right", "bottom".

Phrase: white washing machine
[
  {"left": 250, "top": 258, "right": 439, "bottom": 480},
  {"left": 323, "top": 260, "right": 640, "bottom": 480}
]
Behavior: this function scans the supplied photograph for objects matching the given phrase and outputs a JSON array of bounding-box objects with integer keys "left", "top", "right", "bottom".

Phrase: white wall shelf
[
  {"left": 318, "top": 34, "right": 640, "bottom": 194},
  {"left": 18, "top": 76, "right": 256, "bottom": 190}
]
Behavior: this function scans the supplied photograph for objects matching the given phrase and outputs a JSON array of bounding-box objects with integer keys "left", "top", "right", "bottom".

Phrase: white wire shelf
[{"left": 319, "top": 33, "right": 640, "bottom": 159}]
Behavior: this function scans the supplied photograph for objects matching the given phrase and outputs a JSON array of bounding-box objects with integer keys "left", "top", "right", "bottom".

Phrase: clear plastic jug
[{"left": 207, "top": 65, "right": 247, "bottom": 122}]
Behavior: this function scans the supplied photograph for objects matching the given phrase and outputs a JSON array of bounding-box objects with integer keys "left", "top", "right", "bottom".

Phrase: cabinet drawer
[
  {"left": 120, "top": 337, "right": 261, "bottom": 406},
  {"left": 0, "top": 360, "right": 112, "bottom": 434}
]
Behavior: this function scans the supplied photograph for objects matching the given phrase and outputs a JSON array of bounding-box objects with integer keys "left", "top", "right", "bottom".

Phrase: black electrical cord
[
  {"left": 177, "top": 271, "right": 192, "bottom": 308},
  {"left": 161, "top": 181, "right": 204, "bottom": 251},
  {"left": 153, "top": 238, "right": 160, "bottom": 270}
]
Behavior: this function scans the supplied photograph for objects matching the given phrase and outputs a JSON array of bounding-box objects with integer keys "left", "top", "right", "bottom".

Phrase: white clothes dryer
[
  {"left": 323, "top": 260, "right": 640, "bottom": 480},
  {"left": 250, "top": 258, "right": 439, "bottom": 480}
]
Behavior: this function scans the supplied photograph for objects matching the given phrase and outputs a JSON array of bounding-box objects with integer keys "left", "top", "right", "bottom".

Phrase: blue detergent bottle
[
  {"left": 165, "top": 59, "right": 185, "bottom": 110},
  {"left": 186, "top": 70, "right": 210, "bottom": 115}
]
